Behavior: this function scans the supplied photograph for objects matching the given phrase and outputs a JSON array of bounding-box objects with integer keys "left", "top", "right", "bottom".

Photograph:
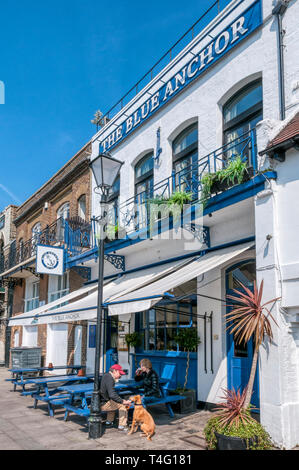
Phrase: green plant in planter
[
  {"left": 204, "top": 388, "right": 272, "bottom": 449},
  {"left": 220, "top": 156, "right": 248, "bottom": 186},
  {"left": 204, "top": 413, "right": 272, "bottom": 450},
  {"left": 201, "top": 173, "right": 219, "bottom": 205},
  {"left": 174, "top": 327, "right": 200, "bottom": 391},
  {"left": 168, "top": 190, "right": 192, "bottom": 210},
  {"left": 125, "top": 332, "right": 142, "bottom": 368}
]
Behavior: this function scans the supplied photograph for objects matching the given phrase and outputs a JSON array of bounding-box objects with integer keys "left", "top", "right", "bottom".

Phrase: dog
[{"left": 128, "top": 395, "right": 155, "bottom": 440}]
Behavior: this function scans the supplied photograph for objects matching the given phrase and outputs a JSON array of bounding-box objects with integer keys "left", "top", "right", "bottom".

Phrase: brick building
[
  {"left": 0, "top": 141, "right": 92, "bottom": 368},
  {"left": 0, "top": 205, "right": 18, "bottom": 366}
]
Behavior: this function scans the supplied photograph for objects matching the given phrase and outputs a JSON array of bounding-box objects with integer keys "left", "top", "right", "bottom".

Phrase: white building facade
[{"left": 88, "top": 0, "right": 299, "bottom": 449}]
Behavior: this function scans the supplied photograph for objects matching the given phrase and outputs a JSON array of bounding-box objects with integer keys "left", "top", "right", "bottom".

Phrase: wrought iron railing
[
  {"left": 0, "top": 218, "right": 65, "bottom": 275},
  {"left": 117, "top": 129, "right": 257, "bottom": 234}
]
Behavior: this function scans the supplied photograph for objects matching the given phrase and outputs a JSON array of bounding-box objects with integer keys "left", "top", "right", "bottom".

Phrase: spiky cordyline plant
[
  {"left": 214, "top": 387, "right": 255, "bottom": 428},
  {"left": 225, "top": 279, "right": 280, "bottom": 408}
]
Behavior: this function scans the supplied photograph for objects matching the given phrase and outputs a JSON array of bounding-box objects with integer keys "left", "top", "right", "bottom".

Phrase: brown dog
[{"left": 128, "top": 395, "right": 155, "bottom": 440}]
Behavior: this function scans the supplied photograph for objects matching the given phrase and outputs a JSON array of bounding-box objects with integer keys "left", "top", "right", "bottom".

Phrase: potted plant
[
  {"left": 125, "top": 332, "right": 142, "bottom": 369},
  {"left": 204, "top": 279, "right": 279, "bottom": 450},
  {"left": 200, "top": 156, "right": 254, "bottom": 206},
  {"left": 217, "top": 156, "right": 251, "bottom": 191},
  {"left": 167, "top": 190, "right": 192, "bottom": 210},
  {"left": 204, "top": 388, "right": 272, "bottom": 450},
  {"left": 171, "top": 327, "right": 201, "bottom": 413}
]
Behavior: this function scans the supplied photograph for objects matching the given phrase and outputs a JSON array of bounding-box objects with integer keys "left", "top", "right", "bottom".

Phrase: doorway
[{"left": 226, "top": 260, "right": 260, "bottom": 409}]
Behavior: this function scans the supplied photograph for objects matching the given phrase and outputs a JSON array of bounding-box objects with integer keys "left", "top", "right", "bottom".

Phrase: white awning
[
  {"left": 108, "top": 241, "right": 254, "bottom": 316},
  {"left": 8, "top": 281, "right": 100, "bottom": 327},
  {"left": 9, "top": 257, "right": 190, "bottom": 326}
]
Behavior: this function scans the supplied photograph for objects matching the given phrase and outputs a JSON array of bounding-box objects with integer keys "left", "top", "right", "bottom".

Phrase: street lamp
[{"left": 88, "top": 152, "right": 123, "bottom": 439}]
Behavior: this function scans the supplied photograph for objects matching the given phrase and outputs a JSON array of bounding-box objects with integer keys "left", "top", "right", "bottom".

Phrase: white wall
[{"left": 22, "top": 326, "right": 38, "bottom": 347}]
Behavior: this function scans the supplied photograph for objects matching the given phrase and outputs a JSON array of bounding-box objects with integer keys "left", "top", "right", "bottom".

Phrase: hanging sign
[
  {"left": 36, "top": 245, "right": 65, "bottom": 276},
  {"left": 99, "top": 0, "right": 262, "bottom": 154}
]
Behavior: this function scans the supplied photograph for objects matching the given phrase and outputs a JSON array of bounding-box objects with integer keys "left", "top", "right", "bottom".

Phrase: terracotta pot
[
  {"left": 77, "top": 368, "right": 85, "bottom": 377},
  {"left": 48, "top": 363, "right": 53, "bottom": 369}
]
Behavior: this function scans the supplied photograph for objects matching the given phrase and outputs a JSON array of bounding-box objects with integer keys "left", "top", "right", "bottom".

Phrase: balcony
[{"left": 0, "top": 218, "right": 65, "bottom": 276}]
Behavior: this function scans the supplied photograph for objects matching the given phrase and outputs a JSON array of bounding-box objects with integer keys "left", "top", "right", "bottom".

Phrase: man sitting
[{"left": 100, "top": 364, "right": 131, "bottom": 431}]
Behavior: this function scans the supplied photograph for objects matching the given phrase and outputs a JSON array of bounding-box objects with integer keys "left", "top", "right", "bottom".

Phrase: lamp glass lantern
[{"left": 90, "top": 153, "right": 123, "bottom": 192}]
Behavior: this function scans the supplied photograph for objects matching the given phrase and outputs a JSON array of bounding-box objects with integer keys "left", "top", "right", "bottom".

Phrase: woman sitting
[{"left": 134, "top": 358, "right": 161, "bottom": 405}]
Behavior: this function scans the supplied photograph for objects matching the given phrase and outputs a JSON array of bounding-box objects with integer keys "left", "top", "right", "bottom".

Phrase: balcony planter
[{"left": 210, "top": 166, "right": 254, "bottom": 194}]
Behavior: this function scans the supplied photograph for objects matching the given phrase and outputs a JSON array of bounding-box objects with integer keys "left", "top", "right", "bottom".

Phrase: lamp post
[{"left": 88, "top": 152, "right": 123, "bottom": 439}]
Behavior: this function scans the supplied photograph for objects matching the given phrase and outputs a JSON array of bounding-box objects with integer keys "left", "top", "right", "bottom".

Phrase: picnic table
[
  {"left": 7, "top": 365, "right": 86, "bottom": 392},
  {"left": 25, "top": 374, "right": 94, "bottom": 417},
  {"left": 57, "top": 378, "right": 186, "bottom": 422}
]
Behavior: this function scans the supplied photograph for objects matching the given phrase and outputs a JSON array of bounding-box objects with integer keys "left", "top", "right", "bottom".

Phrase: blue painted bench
[
  {"left": 33, "top": 394, "right": 73, "bottom": 417},
  {"left": 63, "top": 393, "right": 187, "bottom": 422}
]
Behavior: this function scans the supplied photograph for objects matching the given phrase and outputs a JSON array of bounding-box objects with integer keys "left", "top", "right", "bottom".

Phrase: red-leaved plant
[
  {"left": 214, "top": 387, "right": 255, "bottom": 428},
  {"left": 225, "top": 279, "right": 280, "bottom": 408}
]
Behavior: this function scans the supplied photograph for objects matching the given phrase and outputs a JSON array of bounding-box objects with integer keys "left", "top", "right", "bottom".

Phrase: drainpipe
[{"left": 272, "top": 0, "right": 289, "bottom": 121}]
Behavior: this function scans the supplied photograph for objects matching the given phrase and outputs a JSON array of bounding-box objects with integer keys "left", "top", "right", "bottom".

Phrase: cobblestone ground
[{"left": 0, "top": 368, "right": 212, "bottom": 450}]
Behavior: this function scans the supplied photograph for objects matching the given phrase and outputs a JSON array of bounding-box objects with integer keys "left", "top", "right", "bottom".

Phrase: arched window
[
  {"left": 107, "top": 176, "right": 120, "bottom": 228},
  {"left": 57, "top": 202, "right": 70, "bottom": 221},
  {"left": 172, "top": 123, "right": 198, "bottom": 194},
  {"left": 223, "top": 80, "right": 262, "bottom": 164},
  {"left": 77, "top": 195, "right": 86, "bottom": 221},
  {"left": 57, "top": 202, "right": 70, "bottom": 241},
  {"left": 31, "top": 223, "right": 41, "bottom": 254},
  {"left": 135, "top": 153, "right": 154, "bottom": 228},
  {"left": 0, "top": 238, "right": 4, "bottom": 272},
  {"left": 18, "top": 238, "right": 24, "bottom": 263}
]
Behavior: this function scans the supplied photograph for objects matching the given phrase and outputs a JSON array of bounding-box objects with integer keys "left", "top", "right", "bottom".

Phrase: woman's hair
[{"left": 140, "top": 358, "right": 152, "bottom": 369}]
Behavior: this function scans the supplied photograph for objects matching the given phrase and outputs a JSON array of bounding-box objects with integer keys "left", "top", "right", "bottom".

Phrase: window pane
[
  {"left": 166, "top": 309, "right": 177, "bottom": 327},
  {"left": 173, "top": 124, "right": 198, "bottom": 155},
  {"left": 224, "top": 83, "right": 262, "bottom": 124},
  {"left": 135, "top": 154, "right": 153, "bottom": 179},
  {"left": 78, "top": 195, "right": 86, "bottom": 220},
  {"left": 178, "top": 307, "right": 191, "bottom": 326},
  {"left": 156, "top": 310, "right": 165, "bottom": 327},
  {"left": 156, "top": 328, "right": 165, "bottom": 350},
  {"left": 228, "top": 261, "right": 256, "bottom": 290},
  {"left": 148, "top": 309, "right": 155, "bottom": 325},
  {"left": 166, "top": 328, "right": 178, "bottom": 351},
  {"left": 234, "top": 340, "right": 248, "bottom": 357},
  {"left": 148, "top": 329, "right": 155, "bottom": 350}
]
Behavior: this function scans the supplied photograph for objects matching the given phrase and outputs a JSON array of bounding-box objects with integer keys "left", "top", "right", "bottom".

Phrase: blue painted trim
[{"left": 84, "top": 235, "right": 255, "bottom": 286}]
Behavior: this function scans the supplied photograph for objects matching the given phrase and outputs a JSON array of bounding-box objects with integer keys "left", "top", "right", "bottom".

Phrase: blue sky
[{"left": 0, "top": 0, "right": 230, "bottom": 211}]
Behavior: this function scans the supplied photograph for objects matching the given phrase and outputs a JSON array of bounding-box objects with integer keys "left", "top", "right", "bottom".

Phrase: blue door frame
[{"left": 226, "top": 260, "right": 260, "bottom": 410}]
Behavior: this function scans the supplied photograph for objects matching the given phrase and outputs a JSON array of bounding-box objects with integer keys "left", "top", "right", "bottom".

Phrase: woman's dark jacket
[{"left": 134, "top": 369, "right": 161, "bottom": 398}]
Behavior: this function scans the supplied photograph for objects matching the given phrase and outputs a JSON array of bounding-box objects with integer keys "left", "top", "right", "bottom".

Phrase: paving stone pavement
[{"left": 0, "top": 368, "right": 212, "bottom": 451}]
